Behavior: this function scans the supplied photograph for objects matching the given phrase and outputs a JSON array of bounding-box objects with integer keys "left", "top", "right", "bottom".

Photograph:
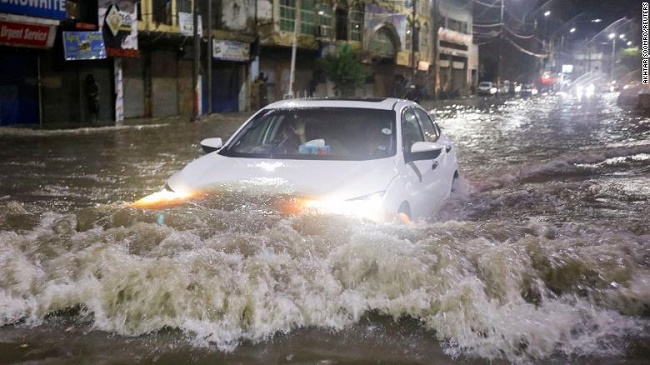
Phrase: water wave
[{"left": 1, "top": 199, "right": 648, "bottom": 362}]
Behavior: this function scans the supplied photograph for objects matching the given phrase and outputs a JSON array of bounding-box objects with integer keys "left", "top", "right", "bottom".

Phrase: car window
[
  {"left": 221, "top": 108, "right": 396, "bottom": 161},
  {"left": 413, "top": 108, "right": 440, "bottom": 142},
  {"left": 402, "top": 109, "right": 425, "bottom": 152}
]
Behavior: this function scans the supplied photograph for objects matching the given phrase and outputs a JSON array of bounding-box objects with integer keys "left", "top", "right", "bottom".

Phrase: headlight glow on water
[
  {"left": 131, "top": 182, "right": 388, "bottom": 221},
  {"left": 297, "top": 191, "right": 386, "bottom": 221},
  {"left": 130, "top": 184, "right": 198, "bottom": 209}
]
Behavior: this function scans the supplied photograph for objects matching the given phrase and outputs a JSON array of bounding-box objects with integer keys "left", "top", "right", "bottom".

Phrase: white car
[
  {"left": 477, "top": 81, "right": 497, "bottom": 96},
  {"left": 135, "top": 98, "right": 459, "bottom": 223}
]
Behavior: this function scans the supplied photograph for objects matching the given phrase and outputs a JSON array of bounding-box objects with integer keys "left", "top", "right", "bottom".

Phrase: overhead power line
[
  {"left": 473, "top": 0, "right": 500, "bottom": 8},
  {"left": 503, "top": 35, "right": 548, "bottom": 58}
]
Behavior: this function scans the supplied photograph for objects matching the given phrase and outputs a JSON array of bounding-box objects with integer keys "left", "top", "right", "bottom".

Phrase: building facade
[
  {"left": 436, "top": 0, "right": 473, "bottom": 98},
  {"left": 1, "top": 1, "right": 66, "bottom": 126},
  {"left": 1, "top": 0, "right": 475, "bottom": 127}
]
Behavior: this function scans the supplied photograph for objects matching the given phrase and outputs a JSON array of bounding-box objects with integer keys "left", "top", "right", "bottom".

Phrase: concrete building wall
[
  {"left": 260, "top": 49, "right": 317, "bottom": 101},
  {"left": 221, "top": 0, "right": 261, "bottom": 30},
  {"left": 123, "top": 57, "right": 145, "bottom": 119},
  {"left": 41, "top": 57, "right": 113, "bottom": 125},
  {"left": 177, "top": 58, "right": 194, "bottom": 117},
  {"left": 436, "top": 0, "right": 473, "bottom": 97},
  {"left": 150, "top": 50, "right": 179, "bottom": 117}
]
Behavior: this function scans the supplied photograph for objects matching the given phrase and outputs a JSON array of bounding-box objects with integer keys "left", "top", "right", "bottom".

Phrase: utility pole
[
  {"left": 587, "top": 40, "right": 592, "bottom": 73},
  {"left": 192, "top": 0, "right": 201, "bottom": 121},
  {"left": 411, "top": 0, "right": 417, "bottom": 80},
  {"left": 288, "top": 0, "right": 300, "bottom": 99},
  {"left": 610, "top": 34, "right": 616, "bottom": 80},
  {"left": 497, "top": 0, "right": 504, "bottom": 86},
  {"left": 431, "top": 0, "right": 438, "bottom": 100},
  {"left": 206, "top": 0, "right": 212, "bottom": 114}
]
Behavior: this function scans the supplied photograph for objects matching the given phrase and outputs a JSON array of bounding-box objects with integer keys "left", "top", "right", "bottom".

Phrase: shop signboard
[
  {"left": 178, "top": 12, "right": 202, "bottom": 37},
  {"left": 98, "top": 0, "right": 139, "bottom": 58},
  {"left": 213, "top": 39, "right": 249, "bottom": 62},
  {"left": 0, "top": 19, "right": 56, "bottom": 48},
  {"left": 0, "top": 0, "right": 66, "bottom": 20},
  {"left": 63, "top": 31, "right": 106, "bottom": 60}
]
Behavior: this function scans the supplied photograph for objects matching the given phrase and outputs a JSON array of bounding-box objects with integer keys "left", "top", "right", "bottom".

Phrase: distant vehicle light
[{"left": 575, "top": 84, "right": 595, "bottom": 98}]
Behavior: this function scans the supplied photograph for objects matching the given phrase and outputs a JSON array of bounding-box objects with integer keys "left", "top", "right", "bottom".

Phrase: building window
[
  {"left": 350, "top": 4, "right": 363, "bottom": 41},
  {"left": 413, "top": 25, "right": 419, "bottom": 52},
  {"left": 66, "top": 0, "right": 98, "bottom": 24},
  {"left": 368, "top": 27, "right": 397, "bottom": 58},
  {"left": 318, "top": 2, "right": 333, "bottom": 26},
  {"left": 405, "top": 25, "right": 412, "bottom": 51},
  {"left": 66, "top": 1, "right": 78, "bottom": 19},
  {"left": 420, "top": 22, "right": 429, "bottom": 56},
  {"left": 335, "top": 7, "right": 348, "bottom": 40},
  {"left": 177, "top": 0, "right": 191, "bottom": 13},
  {"left": 153, "top": 0, "right": 172, "bottom": 25},
  {"left": 447, "top": 18, "right": 468, "bottom": 34},
  {"left": 280, "top": 0, "right": 297, "bottom": 32},
  {"left": 317, "top": 1, "right": 333, "bottom": 37},
  {"left": 301, "top": 0, "right": 316, "bottom": 36}
]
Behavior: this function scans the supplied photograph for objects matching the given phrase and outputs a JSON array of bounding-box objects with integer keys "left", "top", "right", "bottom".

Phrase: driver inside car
[{"left": 275, "top": 118, "right": 307, "bottom": 153}]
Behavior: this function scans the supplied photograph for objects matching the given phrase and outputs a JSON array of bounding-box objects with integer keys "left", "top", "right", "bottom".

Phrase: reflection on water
[{"left": 0, "top": 93, "right": 649, "bottom": 364}]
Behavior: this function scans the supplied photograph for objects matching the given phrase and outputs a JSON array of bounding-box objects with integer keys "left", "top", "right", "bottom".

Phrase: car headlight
[{"left": 299, "top": 191, "right": 386, "bottom": 221}]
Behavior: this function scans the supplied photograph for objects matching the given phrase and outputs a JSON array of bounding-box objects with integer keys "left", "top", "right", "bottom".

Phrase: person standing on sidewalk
[
  {"left": 254, "top": 72, "right": 268, "bottom": 109},
  {"left": 84, "top": 74, "right": 100, "bottom": 124}
]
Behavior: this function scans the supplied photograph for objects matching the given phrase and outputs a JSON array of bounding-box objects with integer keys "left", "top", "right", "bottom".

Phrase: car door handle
[{"left": 431, "top": 161, "right": 439, "bottom": 170}]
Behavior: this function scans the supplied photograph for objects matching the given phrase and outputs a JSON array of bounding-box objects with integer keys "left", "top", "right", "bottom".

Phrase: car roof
[{"left": 263, "top": 97, "right": 414, "bottom": 111}]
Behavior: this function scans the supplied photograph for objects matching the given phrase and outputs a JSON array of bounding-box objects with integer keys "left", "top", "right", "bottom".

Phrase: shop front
[
  {"left": 208, "top": 39, "right": 251, "bottom": 113},
  {"left": 0, "top": 13, "right": 59, "bottom": 126}
]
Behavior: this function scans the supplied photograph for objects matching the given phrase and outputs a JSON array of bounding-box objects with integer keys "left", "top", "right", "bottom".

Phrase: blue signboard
[
  {"left": 63, "top": 32, "right": 107, "bottom": 60},
  {"left": 0, "top": 0, "right": 67, "bottom": 20}
]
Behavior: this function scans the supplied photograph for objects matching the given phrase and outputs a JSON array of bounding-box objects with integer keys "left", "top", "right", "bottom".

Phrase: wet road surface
[{"left": 0, "top": 92, "right": 648, "bottom": 364}]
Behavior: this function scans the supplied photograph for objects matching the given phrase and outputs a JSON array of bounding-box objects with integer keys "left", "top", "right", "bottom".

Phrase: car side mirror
[
  {"left": 406, "top": 141, "right": 443, "bottom": 162},
  {"left": 200, "top": 137, "right": 223, "bottom": 153}
]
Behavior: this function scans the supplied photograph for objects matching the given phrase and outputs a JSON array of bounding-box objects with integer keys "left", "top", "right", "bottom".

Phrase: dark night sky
[
  {"left": 501, "top": 0, "right": 642, "bottom": 40},
  {"left": 556, "top": 0, "right": 641, "bottom": 39},
  {"left": 474, "top": 0, "right": 644, "bottom": 82}
]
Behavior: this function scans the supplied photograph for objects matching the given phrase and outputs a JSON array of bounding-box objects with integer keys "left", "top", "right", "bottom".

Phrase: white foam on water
[{"left": 1, "top": 203, "right": 648, "bottom": 362}]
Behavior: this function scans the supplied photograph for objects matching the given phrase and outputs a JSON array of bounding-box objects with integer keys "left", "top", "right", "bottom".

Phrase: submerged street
[{"left": 0, "top": 92, "right": 648, "bottom": 364}]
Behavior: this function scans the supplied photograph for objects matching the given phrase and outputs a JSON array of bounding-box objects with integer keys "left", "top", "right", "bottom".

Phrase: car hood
[{"left": 166, "top": 153, "right": 399, "bottom": 200}]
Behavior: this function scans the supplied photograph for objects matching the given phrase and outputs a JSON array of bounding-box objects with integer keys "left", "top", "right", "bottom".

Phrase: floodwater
[{"left": 0, "top": 92, "right": 648, "bottom": 364}]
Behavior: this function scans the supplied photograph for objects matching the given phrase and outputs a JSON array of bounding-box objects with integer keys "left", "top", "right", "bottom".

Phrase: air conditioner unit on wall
[{"left": 318, "top": 25, "right": 330, "bottom": 38}]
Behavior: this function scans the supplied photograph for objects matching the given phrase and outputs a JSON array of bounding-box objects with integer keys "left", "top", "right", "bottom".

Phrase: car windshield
[{"left": 220, "top": 107, "right": 397, "bottom": 161}]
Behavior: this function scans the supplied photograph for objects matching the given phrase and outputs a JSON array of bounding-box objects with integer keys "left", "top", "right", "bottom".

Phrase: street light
[
  {"left": 609, "top": 32, "right": 616, "bottom": 79},
  {"left": 497, "top": 0, "right": 504, "bottom": 86},
  {"left": 547, "top": 12, "right": 586, "bottom": 79}
]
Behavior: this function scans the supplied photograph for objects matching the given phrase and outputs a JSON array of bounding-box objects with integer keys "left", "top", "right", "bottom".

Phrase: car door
[
  {"left": 401, "top": 108, "right": 445, "bottom": 219},
  {"left": 413, "top": 108, "right": 456, "bottom": 205}
]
